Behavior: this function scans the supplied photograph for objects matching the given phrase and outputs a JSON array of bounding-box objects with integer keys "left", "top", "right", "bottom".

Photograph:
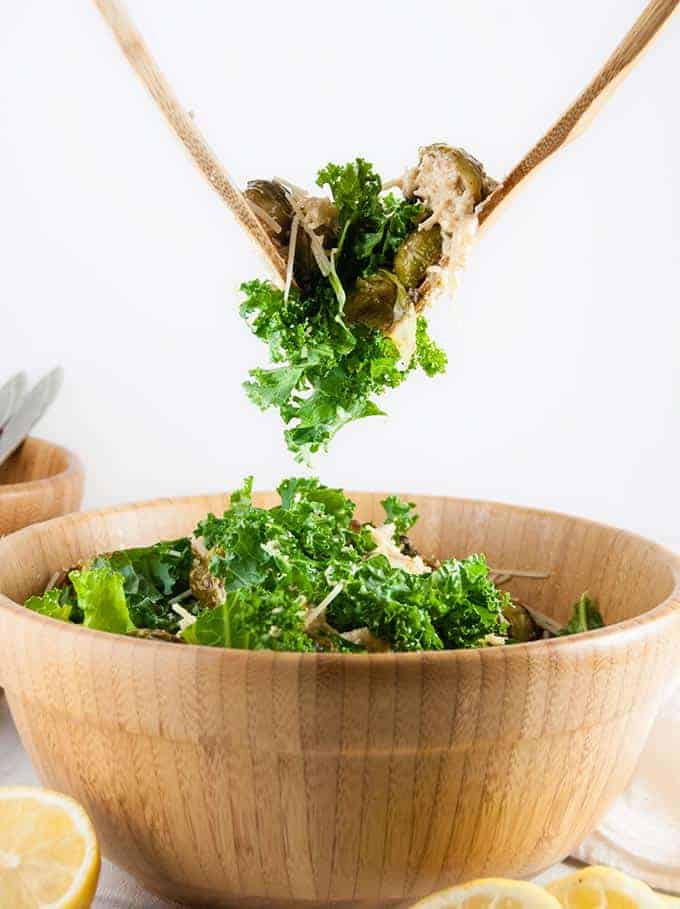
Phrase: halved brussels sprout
[
  {"left": 292, "top": 229, "right": 317, "bottom": 293},
  {"left": 502, "top": 599, "right": 539, "bottom": 643},
  {"left": 418, "top": 144, "right": 497, "bottom": 205},
  {"left": 345, "top": 270, "right": 407, "bottom": 331},
  {"left": 394, "top": 225, "right": 442, "bottom": 290},
  {"left": 245, "top": 180, "right": 324, "bottom": 291},
  {"left": 244, "top": 180, "right": 293, "bottom": 243}
]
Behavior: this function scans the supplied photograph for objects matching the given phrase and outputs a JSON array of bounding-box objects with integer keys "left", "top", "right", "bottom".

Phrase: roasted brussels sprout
[
  {"left": 345, "top": 270, "right": 407, "bottom": 331},
  {"left": 502, "top": 599, "right": 539, "bottom": 643},
  {"left": 418, "top": 144, "right": 497, "bottom": 205},
  {"left": 394, "top": 225, "right": 442, "bottom": 290},
  {"left": 291, "top": 229, "right": 317, "bottom": 293},
  {"left": 244, "top": 180, "right": 293, "bottom": 243},
  {"left": 190, "top": 553, "right": 225, "bottom": 610}
]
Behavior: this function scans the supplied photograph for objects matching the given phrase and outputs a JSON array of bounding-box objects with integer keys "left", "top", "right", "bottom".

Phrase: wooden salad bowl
[
  {"left": 0, "top": 492, "right": 679, "bottom": 908},
  {"left": 0, "top": 437, "right": 84, "bottom": 537}
]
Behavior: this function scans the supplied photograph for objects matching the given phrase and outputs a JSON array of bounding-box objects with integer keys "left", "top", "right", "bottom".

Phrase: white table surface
[{"left": 0, "top": 693, "right": 576, "bottom": 906}]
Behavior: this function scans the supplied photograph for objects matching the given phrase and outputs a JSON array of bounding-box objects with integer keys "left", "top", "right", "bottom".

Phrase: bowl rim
[
  {"left": 0, "top": 436, "right": 84, "bottom": 499},
  {"left": 1, "top": 489, "right": 679, "bottom": 666}
]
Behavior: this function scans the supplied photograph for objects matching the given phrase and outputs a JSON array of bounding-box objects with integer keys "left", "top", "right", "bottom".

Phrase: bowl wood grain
[
  {"left": 0, "top": 437, "right": 84, "bottom": 537},
  {"left": 0, "top": 491, "right": 678, "bottom": 908}
]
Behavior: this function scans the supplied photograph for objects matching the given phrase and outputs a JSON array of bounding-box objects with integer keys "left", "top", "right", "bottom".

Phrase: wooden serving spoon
[
  {"left": 92, "top": 0, "right": 287, "bottom": 284},
  {"left": 93, "top": 0, "right": 677, "bottom": 269},
  {"left": 477, "top": 0, "right": 679, "bottom": 228}
]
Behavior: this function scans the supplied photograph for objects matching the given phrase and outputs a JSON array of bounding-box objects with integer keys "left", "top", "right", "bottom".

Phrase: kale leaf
[
  {"left": 381, "top": 495, "right": 418, "bottom": 537},
  {"left": 414, "top": 316, "right": 448, "bottom": 377},
  {"left": 23, "top": 478, "right": 514, "bottom": 655},
  {"left": 327, "top": 552, "right": 509, "bottom": 651},
  {"left": 183, "top": 588, "right": 313, "bottom": 652},
  {"left": 316, "top": 159, "right": 422, "bottom": 283},
  {"left": 70, "top": 567, "right": 135, "bottom": 635},
  {"left": 26, "top": 539, "right": 195, "bottom": 636},
  {"left": 195, "top": 478, "right": 508, "bottom": 652},
  {"left": 196, "top": 476, "right": 373, "bottom": 609},
  {"left": 88, "top": 538, "right": 193, "bottom": 633},
  {"left": 559, "top": 593, "right": 604, "bottom": 635},
  {"left": 25, "top": 587, "right": 74, "bottom": 622}
]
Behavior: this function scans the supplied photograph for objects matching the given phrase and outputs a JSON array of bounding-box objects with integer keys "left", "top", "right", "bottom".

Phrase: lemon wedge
[
  {"left": 412, "top": 877, "right": 563, "bottom": 909},
  {"left": 0, "top": 786, "right": 100, "bottom": 908},
  {"left": 546, "top": 866, "right": 664, "bottom": 909}
]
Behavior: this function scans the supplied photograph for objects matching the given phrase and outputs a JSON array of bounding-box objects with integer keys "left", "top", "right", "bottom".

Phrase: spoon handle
[
  {"left": 92, "top": 0, "right": 287, "bottom": 284},
  {"left": 478, "top": 0, "right": 679, "bottom": 227}
]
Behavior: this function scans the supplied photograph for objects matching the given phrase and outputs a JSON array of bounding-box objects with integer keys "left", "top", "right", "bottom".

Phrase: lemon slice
[
  {"left": 0, "top": 786, "right": 100, "bottom": 908},
  {"left": 412, "top": 877, "right": 563, "bottom": 909},
  {"left": 546, "top": 866, "right": 664, "bottom": 909}
]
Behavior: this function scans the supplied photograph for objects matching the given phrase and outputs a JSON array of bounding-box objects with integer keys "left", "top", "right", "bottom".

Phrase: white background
[{"left": 1, "top": 1, "right": 678, "bottom": 542}]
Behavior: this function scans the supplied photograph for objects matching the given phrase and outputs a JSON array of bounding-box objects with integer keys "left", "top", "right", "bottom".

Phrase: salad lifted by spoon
[
  {"left": 93, "top": 0, "right": 675, "bottom": 460},
  {"left": 241, "top": 145, "right": 497, "bottom": 460}
]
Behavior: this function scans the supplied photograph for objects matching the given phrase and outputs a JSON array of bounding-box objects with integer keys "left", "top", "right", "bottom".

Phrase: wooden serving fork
[
  {"left": 93, "top": 0, "right": 288, "bottom": 284},
  {"left": 477, "top": 0, "right": 678, "bottom": 228}
]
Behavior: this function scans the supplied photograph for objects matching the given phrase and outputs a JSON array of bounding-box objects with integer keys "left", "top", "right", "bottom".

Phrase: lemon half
[
  {"left": 547, "top": 866, "right": 665, "bottom": 909},
  {"left": 412, "top": 877, "right": 564, "bottom": 909},
  {"left": 0, "top": 786, "right": 100, "bottom": 908}
]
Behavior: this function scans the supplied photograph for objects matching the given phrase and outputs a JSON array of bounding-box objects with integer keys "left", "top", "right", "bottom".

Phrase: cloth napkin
[{"left": 574, "top": 681, "right": 680, "bottom": 894}]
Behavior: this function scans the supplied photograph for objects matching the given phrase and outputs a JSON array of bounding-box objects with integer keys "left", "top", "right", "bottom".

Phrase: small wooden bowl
[
  {"left": 0, "top": 437, "right": 84, "bottom": 537},
  {"left": 0, "top": 492, "right": 679, "bottom": 908}
]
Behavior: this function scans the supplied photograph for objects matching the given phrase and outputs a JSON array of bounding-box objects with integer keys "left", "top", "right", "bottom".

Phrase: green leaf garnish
[
  {"left": 25, "top": 588, "right": 73, "bottom": 622},
  {"left": 559, "top": 593, "right": 604, "bottom": 636},
  {"left": 70, "top": 567, "right": 136, "bottom": 635},
  {"left": 381, "top": 495, "right": 418, "bottom": 537}
]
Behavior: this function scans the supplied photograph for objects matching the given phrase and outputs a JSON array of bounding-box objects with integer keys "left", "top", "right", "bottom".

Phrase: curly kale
[
  {"left": 241, "top": 158, "right": 447, "bottom": 461},
  {"left": 191, "top": 478, "right": 508, "bottom": 652},
  {"left": 327, "top": 553, "right": 510, "bottom": 652},
  {"left": 24, "top": 478, "right": 582, "bottom": 656},
  {"left": 195, "top": 476, "right": 374, "bottom": 606},
  {"left": 380, "top": 495, "right": 418, "bottom": 537}
]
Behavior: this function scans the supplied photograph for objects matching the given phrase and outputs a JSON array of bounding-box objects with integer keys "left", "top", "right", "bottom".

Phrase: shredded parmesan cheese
[
  {"left": 246, "top": 199, "right": 281, "bottom": 235},
  {"left": 339, "top": 627, "right": 392, "bottom": 652},
  {"left": 273, "top": 177, "right": 332, "bottom": 276},
  {"left": 368, "top": 524, "right": 430, "bottom": 575},
  {"left": 304, "top": 581, "right": 344, "bottom": 632},
  {"left": 482, "top": 633, "right": 507, "bottom": 647},
  {"left": 172, "top": 603, "right": 197, "bottom": 633},
  {"left": 490, "top": 568, "right": 551, "bottom": 582}
]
